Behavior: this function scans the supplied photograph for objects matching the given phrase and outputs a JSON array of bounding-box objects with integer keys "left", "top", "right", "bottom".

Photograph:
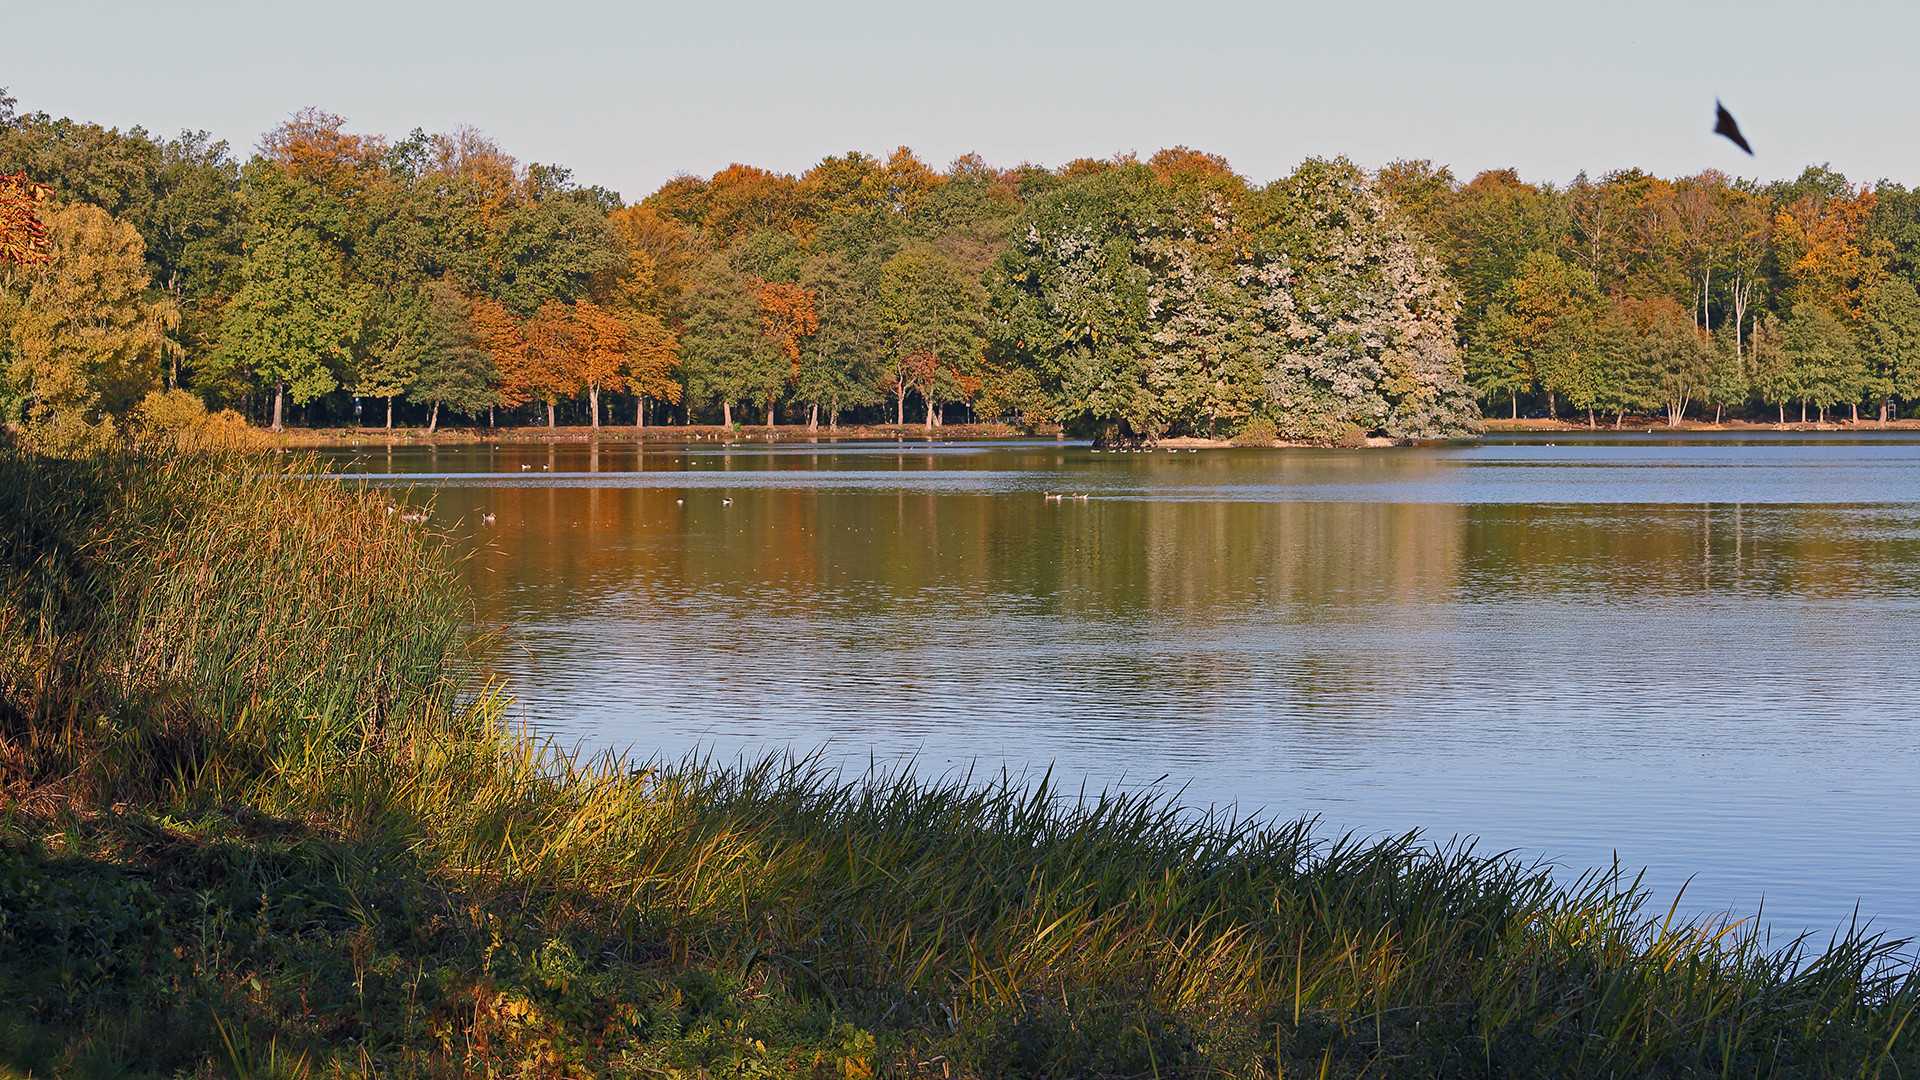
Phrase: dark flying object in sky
[{"left": 1714, "top": 101, "right": 1753, "bottom": 155}]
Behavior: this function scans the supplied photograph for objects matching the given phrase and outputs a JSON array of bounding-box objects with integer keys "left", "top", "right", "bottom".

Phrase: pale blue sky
[{"left": 6, "top": 0, "right": 1918, "bottom": 199}]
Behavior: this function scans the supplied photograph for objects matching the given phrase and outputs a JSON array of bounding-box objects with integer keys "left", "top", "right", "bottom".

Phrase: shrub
[{"left": 1230, "top": 416, "right": 1277, "bottom": 446}]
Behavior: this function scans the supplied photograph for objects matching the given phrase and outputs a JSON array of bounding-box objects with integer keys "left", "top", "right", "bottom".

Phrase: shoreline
[{"left": 260, "top": 416, "right": 1920, "bottom": 449}]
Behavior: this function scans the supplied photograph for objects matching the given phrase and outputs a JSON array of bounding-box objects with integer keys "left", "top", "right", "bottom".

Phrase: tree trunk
[
  {"left": 896, "top": 386, "right": 905, "bottom": 425},
  {"left": 1730, "top": 276, "right": 1751, "bottom": 371},
  {"left": 1548, "top": 392, "right": 1557, "bottom": 420},
  {"left": 428, "top": 400, "right": 440, "bottom": 433},
  {"left": 1779, "top": 404, "right": 1785, "bottom": 425},
  {"left": 766, "top": 399, "right": 776, "bottom": 430},
  {"left": 589, "top": 384, "right": 600, "bottom": 429},
  {"left": 1587, "top": 408, "right": 1595, "bottom": 429},
  {"left": 830, "top": 398, "right": 839, "bottom": 431},
  {"left": 637, "top": 395, "right": 646, "bottom": 427},
  {"left": 1613, "top": 409, "right": 1624, "bottom": 430},
  {"left": 547, "top": 401, "right": 556, "bottom": 428},
  {"left": 1801, "top": 402, "right": 1807, "bottom": 424},
  {"left": 1851, "top": 402, "right": 1858, "bottom": 423},
  {"left": 1881, "top": 396, "right": 1890, "bottom": 423},
  {"left": 385, "top": 395, "right": 393, "bottom": 430},
  {"left": 1511, "top": 393, "right": 1518, "bottom": 420},
  {"left": 808, "top": 403, "right": 818, "bottom": 432},
  {"left": 273, "top": 383, "right": 285, "bottom": 432},
  {"left": 925, "top": 395, "right": 935, "bottom": 430},
  {"left": 722, "top": 400, "right": 732, "bottom": 428},
  {"left": 1715, "top": 402, "right": 1723, "bottom": 424}
]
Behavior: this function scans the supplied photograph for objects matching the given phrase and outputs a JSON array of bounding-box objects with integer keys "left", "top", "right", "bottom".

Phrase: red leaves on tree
[
  {"left": 0, "top": 173, "right": 54, "bottom": 267},
  {"left": 750, "top": 278, "right": 818, "bottom": 373}
]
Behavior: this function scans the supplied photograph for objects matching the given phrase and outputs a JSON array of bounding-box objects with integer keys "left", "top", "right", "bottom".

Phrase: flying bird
[{"left": 1714, "top": 101, "right": 1753, "bottom": 155}]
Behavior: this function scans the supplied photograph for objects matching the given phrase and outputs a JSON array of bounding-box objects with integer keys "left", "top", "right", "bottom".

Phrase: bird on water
[{"left": 1714, "top": 101, "right": 1753, "bottom": 155}]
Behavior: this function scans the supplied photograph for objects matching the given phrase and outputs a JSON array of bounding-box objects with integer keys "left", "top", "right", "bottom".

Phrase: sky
[{"left": 6, "top": 0, "right": 1920, "bottom": 200}]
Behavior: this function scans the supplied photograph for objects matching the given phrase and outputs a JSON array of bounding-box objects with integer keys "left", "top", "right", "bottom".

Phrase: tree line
[
  {"left": 4, "top": 89, "right": 1920, "bottom": 442},
  {"left": 1381, "top": 161, "right": 1920, "bottom": 426}
]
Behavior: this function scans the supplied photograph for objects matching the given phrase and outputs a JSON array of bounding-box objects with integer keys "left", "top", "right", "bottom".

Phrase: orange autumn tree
[
  {"left": 599, "top": 206, "right": 686, "bottom": 424},
  {"left": 518, "top": 301, "right": 587, "bottom": 428},
  {"left": 570, "top": 300, "right": 629, "bottom": 428},
  {"left": 0, "top": 173, "right": 54, "bottom": 271},
  {"left": 259, "top": 108, "right": 386, "bottom": 193},
  {"left": 749, "top": 278, "right": 817, "bottom": 429},
  {"left": 1774, "top": 184, "right": 1883, "bottom": 318},
  {"left": 622, "top": 311, "right": 679, "bottom": 425},
  {"left": 473, "top": 297, "right": 540, "bottom": 417}
]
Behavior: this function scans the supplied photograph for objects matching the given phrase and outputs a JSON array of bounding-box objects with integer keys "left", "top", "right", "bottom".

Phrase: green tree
[
  {"left": 1700, "top": 331, "right": 1747, "bottom": 424},
  {"left": 1862, "top": 276, "right": 1920, "bottom": 420},
  {"left": 1430, "top": 168, "right": 1567, "bottom": 344},
  {"left": 1748, "top": 314, "right": 1793, "bottom": 424},
  {"left": 877, "top": 243, "right": 981, "bottom": 428},
  {"left": 679, "top": 254, "right": 781, "bottom": 426},
  {"left": 797, "top": 250, "right": 883, "bottom": 429},
  {"left": 1464, "top": 304, "right": 1532, "bottom": 417},
  {"left": 989, "top": 164, "right": 1178, "bottom": 441},
  {"left": 1618, "top": 296, "right": 1709, "bottom": 427},
  {"left": 407, "top": 278, "right": 497, "bottom": 429},
  {"left": 1471, "top": 252, "right": 1598, "bottom": 421},
  {"left": 356, "top": 283, "right": 433, "bottom": 427},
  {"left": 1778, "top": 301, "right": 1863, "bottom": 423},
  {"left": 212, "top": 224, "right": 366, "bottom": 430},
  {"left": 1249, "top": 158, "right": 1477, "bottom": 439}
]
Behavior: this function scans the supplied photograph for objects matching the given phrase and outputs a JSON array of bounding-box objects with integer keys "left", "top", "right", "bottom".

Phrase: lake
[{"left": 333, "top": 432, "right": 1920, "bottom": 943}]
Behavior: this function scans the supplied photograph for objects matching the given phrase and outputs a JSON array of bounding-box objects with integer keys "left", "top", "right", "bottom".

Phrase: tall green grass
[
  {"left": 0, "top": 447, "right": 466, "bottom": 801},
  {"left": 1, "top": 446, "right": 1916, "bottom": 1077}
]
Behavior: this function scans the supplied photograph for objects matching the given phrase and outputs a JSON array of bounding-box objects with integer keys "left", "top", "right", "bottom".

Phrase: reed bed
[{"left": 0, "top": 447, "right": 1915, "bottom": 1078}]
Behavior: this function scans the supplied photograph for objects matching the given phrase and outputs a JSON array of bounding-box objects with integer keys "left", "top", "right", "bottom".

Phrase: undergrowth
[{"left": 0, "top": 447, "right": 1914, "bottom": 1078}]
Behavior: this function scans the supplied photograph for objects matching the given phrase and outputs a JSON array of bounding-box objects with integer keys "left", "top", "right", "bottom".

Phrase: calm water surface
[{"left": 334, "top": 433, "right": 1920, "bottom": 942}]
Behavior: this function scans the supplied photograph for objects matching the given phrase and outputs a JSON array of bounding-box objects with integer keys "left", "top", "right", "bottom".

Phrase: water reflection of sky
[{"left": 338, "top": 434, "right": 1920, "bottom": 945}]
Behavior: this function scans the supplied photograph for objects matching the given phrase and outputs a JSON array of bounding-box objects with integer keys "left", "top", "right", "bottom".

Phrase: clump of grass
[
  {"left": 0, "top": 446, "right": 466, "bottom": 803},
  {"left": 0, "top": 446, "right": 1916, "bottom": 1078}
]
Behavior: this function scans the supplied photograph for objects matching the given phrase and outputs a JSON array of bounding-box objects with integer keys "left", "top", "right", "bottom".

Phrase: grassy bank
[{"left": 1, "top": 449, "right": 1916, "bottom": 1079}]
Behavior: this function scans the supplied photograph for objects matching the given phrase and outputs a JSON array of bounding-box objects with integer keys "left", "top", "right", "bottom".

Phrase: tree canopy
[{"left": 8, "top": 85, "right": 1920, "bottom": 435}]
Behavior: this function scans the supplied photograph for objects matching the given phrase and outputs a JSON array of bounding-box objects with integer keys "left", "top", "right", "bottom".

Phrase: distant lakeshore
[{"left": 275, "top": 416, "right": 1920, "bottom": 450}]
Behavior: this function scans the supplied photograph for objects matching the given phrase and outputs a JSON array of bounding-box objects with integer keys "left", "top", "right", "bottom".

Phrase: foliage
[
  {"left": 14, "top": 82, "right": 1920, "bottom": 429},
  {"left": 1255, "top": 158, "right": 1479, "bottom": 439},
  {"left": 1863, "top": 276, "right": 1920, "bottom": 414},
  {"left": 1780, "top": 300, "right": 1864, "bottom": 418},
  {"left": 877, "top": 244, "right": 979, "bottom": 427},
  {"left": 210, "top": 222, "right": 365, "bottom": 429},
  {"left": 1, "top": 202, "right": 178, "bottom": 437},
  {"left": 406, "top": 277, "right": 499, "bottom": 424},
  {"left": 0, "top": 172, "right": 52, "bottom": 267}
]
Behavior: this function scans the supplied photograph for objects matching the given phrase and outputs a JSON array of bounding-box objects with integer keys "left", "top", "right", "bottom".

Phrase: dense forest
[{"left": 5, "top": 90, "right": 1920, "bottom": 442}]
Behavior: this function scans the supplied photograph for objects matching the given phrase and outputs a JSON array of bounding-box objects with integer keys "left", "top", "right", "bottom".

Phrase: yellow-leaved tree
[
  {"left": 2, "top": 202, "right": 179, "bottom": 448},
  {"left": 599, "top": 206, "right": 684, "bottom": 424}
]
